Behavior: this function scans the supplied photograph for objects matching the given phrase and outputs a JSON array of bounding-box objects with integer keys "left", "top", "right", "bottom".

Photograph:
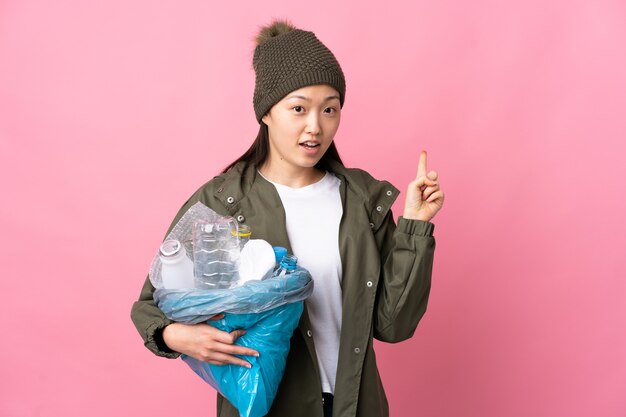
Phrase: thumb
[
  {"left": 230, "top": 329, "right": 246, "bottom": 340},
  {"left": 409, "top": 176, "right": 437, "bottom": 192}
]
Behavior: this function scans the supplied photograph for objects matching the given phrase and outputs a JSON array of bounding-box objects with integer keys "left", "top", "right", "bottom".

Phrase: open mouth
[{"left": 300, "top": 141, "right": 320, "bottom": 149}]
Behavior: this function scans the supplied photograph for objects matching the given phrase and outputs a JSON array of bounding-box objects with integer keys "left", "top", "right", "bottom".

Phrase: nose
[{"left": 305, "top": 114, "right": 321, "bottom": 136}]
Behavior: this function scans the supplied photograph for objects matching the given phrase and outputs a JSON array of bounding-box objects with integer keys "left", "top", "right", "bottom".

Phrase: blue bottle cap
[{"left": 280, "top": 254, "right": 298, "bottom": 270}]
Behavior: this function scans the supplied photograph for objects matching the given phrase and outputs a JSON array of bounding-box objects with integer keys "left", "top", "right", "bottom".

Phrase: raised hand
[{"left": 403, "top": 150, "right": 445, "bottom": 222}]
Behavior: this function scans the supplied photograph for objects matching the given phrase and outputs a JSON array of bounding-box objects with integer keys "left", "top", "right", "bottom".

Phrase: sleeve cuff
[
  {"left": 397, "top": 216, "right": 435, "bottom": 237},
  {"left": 146, "top": 322, "right": 181, "bottom": 359}
]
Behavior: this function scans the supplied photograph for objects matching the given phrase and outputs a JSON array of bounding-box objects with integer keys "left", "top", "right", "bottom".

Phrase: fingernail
[{"left": 246, "top": 363, "right": 252, "bottom": 369}]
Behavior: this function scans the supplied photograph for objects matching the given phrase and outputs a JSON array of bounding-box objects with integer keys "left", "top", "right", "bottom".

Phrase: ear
[{"left": 261, "top": 112, "right": 271, "bottom": 126}]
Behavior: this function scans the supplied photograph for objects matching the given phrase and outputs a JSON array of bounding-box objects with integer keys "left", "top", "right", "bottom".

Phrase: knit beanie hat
[{"left": 252, "top": 20, "right": 346, "bottom": 123}]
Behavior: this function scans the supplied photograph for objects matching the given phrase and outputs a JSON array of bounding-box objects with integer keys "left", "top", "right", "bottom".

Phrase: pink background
[{"left": 1, "top": 1, "right": 625, "bottom": 416}]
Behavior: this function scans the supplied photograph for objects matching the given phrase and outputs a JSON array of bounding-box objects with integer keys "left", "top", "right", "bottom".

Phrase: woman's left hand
[{"left": 403, "top": 150, "right": 445, "bottom": 222}]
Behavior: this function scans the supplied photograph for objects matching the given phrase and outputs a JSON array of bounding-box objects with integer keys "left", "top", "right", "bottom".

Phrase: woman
[{"left": 131, "top": 20, "right": 444, "bottom": 417}]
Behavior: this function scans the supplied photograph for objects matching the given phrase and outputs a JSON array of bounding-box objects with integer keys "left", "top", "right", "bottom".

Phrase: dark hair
[{"left": 221, "top": 122, "right": 343, "bottom": 174}]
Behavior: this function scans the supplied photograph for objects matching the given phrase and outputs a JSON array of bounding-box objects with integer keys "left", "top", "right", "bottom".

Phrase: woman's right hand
[{"left": 162, "top": 319, "right": 259, "bottom": 368}]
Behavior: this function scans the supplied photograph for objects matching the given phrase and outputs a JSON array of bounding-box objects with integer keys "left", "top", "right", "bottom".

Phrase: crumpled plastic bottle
[{"left": 192, "top": 217, "right": 240, "bottom": 289}]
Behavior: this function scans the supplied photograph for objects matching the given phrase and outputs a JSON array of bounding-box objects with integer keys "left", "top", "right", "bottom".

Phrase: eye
[
  {"left": 324, "top": 107, "right": 337, "bottom": 114},
  {"left": 292, "top": 106, "right": 305, "bottom": 113}
]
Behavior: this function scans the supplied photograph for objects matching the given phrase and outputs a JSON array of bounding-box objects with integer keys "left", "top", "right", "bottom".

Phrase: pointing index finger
[{"left": 416, "top": 150, "right": 428, "bottom": 179}]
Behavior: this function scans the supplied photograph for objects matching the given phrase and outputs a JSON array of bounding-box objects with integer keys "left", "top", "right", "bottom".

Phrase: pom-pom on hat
[{"left": 252, "top": 19, "right": 346, "bottom": 123}]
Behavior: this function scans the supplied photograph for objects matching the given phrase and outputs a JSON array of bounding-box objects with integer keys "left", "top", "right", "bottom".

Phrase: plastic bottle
[
  {"left": 236, "top": 224, "right": 252, "bottom": 250},
  {"left": 193, "top": 218, "right": 240, "bottom": 289},
  {"left": 159, "top": 239, "right": 195, "bottom": 289},
  {"left": 272, "top": 247, "right": 288, "bottom": 266},
  {"left": 275, "top": 254, "right": 298, "bottom": 277},
  {"left": 239, "top": 239, "right": 276, "bottom": 284}
]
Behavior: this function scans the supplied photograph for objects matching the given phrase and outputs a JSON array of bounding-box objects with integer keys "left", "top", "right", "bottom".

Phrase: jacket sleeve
[
  {"left": 131, "top": 274, "right": 180, "bottom": 358},
  {"left": 372, "top": 212, "right": 436, "bottom": 343},
  {"left": 130, "top": 188, "right": 209, "bottom": 358}
]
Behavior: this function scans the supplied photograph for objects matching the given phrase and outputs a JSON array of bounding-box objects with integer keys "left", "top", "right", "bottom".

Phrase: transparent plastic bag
[
  {"left": 154, "top": 266, "right": 312, "bottom": 320},
  {"left": 149, "top": 202, "right": 237, "bottom": 290}
]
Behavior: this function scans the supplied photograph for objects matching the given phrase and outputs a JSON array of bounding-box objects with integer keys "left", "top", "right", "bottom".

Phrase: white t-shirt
[{"left": 259, "top": 170, "right": 343, "bottom": 394}]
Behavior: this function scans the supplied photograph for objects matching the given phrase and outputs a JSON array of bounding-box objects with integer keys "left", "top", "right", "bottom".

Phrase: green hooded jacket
[{"left": 131, "top": 159, "right": 436, "bottom": 417}]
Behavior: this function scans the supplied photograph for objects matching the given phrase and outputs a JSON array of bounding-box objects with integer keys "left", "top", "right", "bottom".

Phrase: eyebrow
[{"left": 286, "top": 94, "right": 340, "bottom": 102}]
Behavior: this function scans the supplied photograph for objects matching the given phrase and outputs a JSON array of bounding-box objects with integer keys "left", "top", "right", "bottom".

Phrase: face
[{"left": 261, "top": 84, "right": 341, "bottom": 175}]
